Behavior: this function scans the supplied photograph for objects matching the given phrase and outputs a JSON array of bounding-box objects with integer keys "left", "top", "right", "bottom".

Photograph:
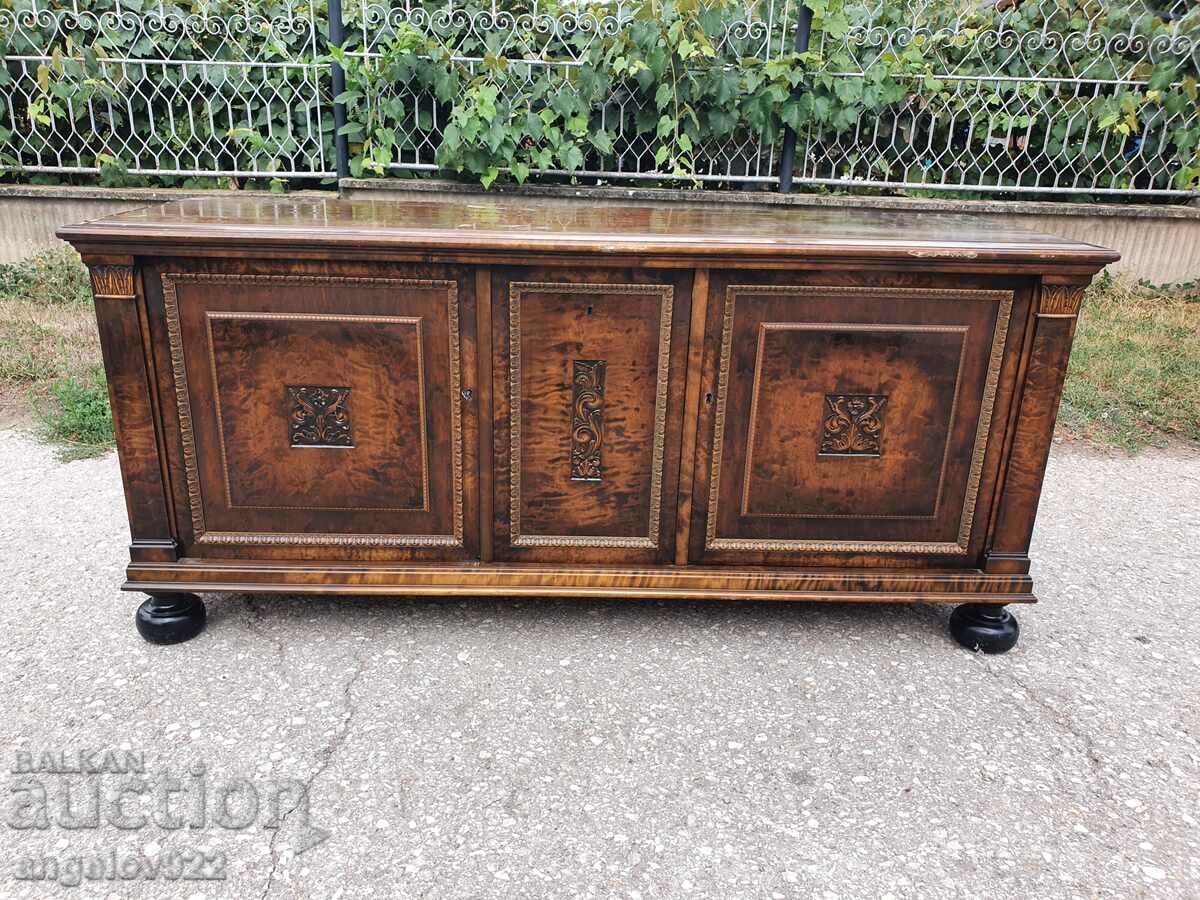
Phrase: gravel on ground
[{"left": 1, "top": 428, "right": 1197, "bottom": 899}]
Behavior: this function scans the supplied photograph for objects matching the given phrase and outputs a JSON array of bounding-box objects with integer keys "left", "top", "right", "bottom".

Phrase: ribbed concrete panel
[
  {"left": 0, "top": 186, "right": 330, "bottom": 263},
  {"left": 0, "top": 197, "right": 153, "bottom": 262},
  {"left": 1003, "top": 214, "right": 1200, "bottom": 284},
  {"left": 5, "top": 182, "right": 1199, "bottom": 284}
]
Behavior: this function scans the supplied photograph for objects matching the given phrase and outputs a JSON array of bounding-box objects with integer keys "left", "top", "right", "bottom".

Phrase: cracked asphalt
[{"left": 1, "top": 427, "right": 1198, "bottom": 899}]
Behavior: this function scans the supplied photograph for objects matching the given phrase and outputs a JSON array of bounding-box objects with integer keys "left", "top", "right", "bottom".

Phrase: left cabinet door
[{"left": 144, "top": 262, "right": 478, "bottom": 560}]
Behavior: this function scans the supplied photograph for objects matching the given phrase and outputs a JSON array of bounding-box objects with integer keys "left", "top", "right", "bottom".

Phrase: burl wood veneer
[{"left": 58, "top": 195, "right": 1118, "bottom": 651}]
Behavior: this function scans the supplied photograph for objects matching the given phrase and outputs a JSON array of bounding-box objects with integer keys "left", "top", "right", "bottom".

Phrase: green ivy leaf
[
  {"left": 560, "top": 143, "right": 584, "bottom": 171},
  {"left": 566, "top": 114, "right": 589, "bottom": 137},
  {"left": 654, "top": 82, "right": 672, "bottom": 111}
]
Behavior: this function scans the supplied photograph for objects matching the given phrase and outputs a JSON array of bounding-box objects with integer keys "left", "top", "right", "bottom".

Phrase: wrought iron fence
[
  {"left": 343, "top": 0, "right": 799, "bottom": 183},
  {"left": 1, "top": 0, "right": 1197, "bottom": 196},
  {"left": 799, "top": 0, "right": 1200, "bottom": 196}
]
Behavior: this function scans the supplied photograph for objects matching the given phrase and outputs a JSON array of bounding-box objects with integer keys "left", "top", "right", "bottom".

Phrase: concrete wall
[
  {"left": 0, "top": 185, "right": 330, "bottom": 262},
  {"left": 1, "top": 186, "right": 194, "bottom": 261},
  {"left": 4, "top": 181, "right": 1197, "bottom": 283},
  {"left": 344, "top": 179, "right": 1200, "bottom": 285}
]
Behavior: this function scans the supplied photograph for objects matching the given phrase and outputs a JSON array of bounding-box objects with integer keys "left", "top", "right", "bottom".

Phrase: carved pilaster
[
  {"left": 89, "top": 265, "right": 136, "bottom": 300},
  {"left": 85, "top": 259, "right": 178, "bottom": 563},
  {"left": 985, "top": 276, "right": 1088, "bottom": 574}
]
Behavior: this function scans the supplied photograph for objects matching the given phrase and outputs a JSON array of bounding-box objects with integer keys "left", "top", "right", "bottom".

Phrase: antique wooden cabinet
[{"left": 59, "top": 195, "right": 1118, "bottom": 651}]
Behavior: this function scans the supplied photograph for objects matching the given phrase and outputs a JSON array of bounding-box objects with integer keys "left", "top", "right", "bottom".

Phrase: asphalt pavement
[{"left": 1, "top": 428, "right": 1197, "bottom": 899}]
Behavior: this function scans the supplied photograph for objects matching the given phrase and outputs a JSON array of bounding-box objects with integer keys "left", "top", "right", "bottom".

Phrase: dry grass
[
  {"left": 0, "top": 295, "right": 100, "bottom": 385},
  {"left": 1061, "top": 275, "right": 1200, "bottom": 452},
  {"left": 0, "top": 249, "right": 110, "bottom": 456}
]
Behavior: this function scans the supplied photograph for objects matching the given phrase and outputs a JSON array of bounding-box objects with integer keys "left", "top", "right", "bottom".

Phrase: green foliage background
[
  {"left": 1, "top": 0, "right": 1197, "bottom": 195},
  {"left": 0, "top": 0, "right": 332, "bottom": 186}
]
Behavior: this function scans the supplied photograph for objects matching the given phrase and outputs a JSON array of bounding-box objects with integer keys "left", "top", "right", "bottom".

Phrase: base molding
[{"left": 126, "top": 560, "right": 1034, "bottom": 604}]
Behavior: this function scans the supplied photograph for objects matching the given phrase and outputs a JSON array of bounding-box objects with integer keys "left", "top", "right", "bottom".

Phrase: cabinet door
[
  {"left": 690, "top": 271, "right": 1028, "bottom": 567},
  {"left": 492, "top": 267, "right": 692, "bottom": 564},
  {"left": 147, "top": 262, "right": 477, "bottom": 560}
]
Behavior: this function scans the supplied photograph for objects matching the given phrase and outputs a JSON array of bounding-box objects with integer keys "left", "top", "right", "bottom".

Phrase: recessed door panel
[
  {"left": 691, "top": 273, "right": 1025, "bottom": 566},
  {"left": 152, "top": 264, "right": 477, "bottom": 560},
  {"left": 493, "top": 267, "right": 692, "bottom": 564}
]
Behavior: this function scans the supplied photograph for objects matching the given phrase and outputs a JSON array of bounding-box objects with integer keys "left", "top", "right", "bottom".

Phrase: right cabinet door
[{"left": 689, "top": 271, "right": 1030, "bottom": 567}]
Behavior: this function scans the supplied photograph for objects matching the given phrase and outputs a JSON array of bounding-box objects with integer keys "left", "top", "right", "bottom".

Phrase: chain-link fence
[{"left": 2, "top": 0, "right": 1197, "bottom": 196}]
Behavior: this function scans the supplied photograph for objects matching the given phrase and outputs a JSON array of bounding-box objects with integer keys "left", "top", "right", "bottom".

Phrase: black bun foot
[
  {"left": 135, "top": 593, "right": 207, "bottom": 644},
  {"left": 949, "top": 603, "right": 1019, "bottom": 654}
]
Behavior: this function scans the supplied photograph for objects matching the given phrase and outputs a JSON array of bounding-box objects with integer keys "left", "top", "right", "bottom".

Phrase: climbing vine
[
  {"left": 332, "top": 0, "right": 1199, "bottom": 192},
  {"left": 3, "top": 0, "right": 1197, "bottom": 195}
]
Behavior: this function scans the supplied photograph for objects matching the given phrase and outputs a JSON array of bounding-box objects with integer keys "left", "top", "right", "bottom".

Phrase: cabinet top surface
[{"left": 59, "top": 194, "right": 1119, "bottom": 269}]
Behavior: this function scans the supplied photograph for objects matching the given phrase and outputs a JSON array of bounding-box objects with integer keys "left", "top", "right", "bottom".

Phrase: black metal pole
[
  {"left": 777, "top": 3, "right": 813, "bottom": 193},
  {"left": 328, "top": 0, "right": 350, "bottom": 181}
]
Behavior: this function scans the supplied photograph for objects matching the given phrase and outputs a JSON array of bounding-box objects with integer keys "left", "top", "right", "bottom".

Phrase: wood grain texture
[
  {"left": 474, "top": 267, "right": 495, "bottom": 563},
  {"left": 507, "top": 280, "right": 671, "bottom": 549},
  {"left": 59, "top": 198, "right": 1116, "bottom": 608},
  {"left": 142, "top": 258, "right": 480, "bottom": 562},
  {"left": 58, "top": 196, "right": 1120, "bottom": 271},
  {"left": 125, "top": 559, "right": 1035, "bottom": 604},
  {"left": 696, "top": 278, "right": 1012, "bottom": 559},
  {"left": 492, "top": 266, "right": 692, "bottom": 564},
  {"left": 163, "top": 273, "right": 455, "bottom": 544},
  {"left": 88, "top": 262, "right": 177, "bottom": 563},
  {"left": 985, "top": 281, "right": 1086, "bottom": 574},
  {"left": 674, "top": 268, "right": 710, "bottom": 566}
]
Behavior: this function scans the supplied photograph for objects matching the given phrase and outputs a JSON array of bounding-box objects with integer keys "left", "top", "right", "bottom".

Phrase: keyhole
[
  {"left": 586, "top": 305, "right": 593, "bottom": 316},
  {"left": 704, "top": 392, "right": 713, "bottom": 404}
]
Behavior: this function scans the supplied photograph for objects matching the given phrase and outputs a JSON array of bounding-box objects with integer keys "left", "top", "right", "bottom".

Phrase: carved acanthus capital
[
  {"left": 1038, "top": 283, "right": 1086, "bottom": 317},
  {"left": 89, "top": 265, "right": 135, "bottom": 300}
]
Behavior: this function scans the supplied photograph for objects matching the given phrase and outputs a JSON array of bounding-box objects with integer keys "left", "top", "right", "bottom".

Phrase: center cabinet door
[
  {"left": 146, "top": 260, "right": 479, "bottom": 561},
  {"left": 492, "top": 267, "right": 693, "bottom": 564}
]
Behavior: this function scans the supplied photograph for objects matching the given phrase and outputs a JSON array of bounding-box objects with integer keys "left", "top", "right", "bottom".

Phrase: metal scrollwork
[{"left": 3, "top": 0, "right": 1193, "bottom": 195}]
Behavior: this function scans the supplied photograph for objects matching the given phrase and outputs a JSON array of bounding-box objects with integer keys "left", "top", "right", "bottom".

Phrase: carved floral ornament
[
  {"left": 287, "top": 386, "right": 353, "bottom": 448},
  {"left": 820, "top": 394, "right": 888, "bottom": 457},
  {"left": 570, "top": 360, "right": 606, "bottom": 482}
]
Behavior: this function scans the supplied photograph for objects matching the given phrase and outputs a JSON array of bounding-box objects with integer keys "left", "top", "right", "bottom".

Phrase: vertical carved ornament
[
  {"left": 570, "top": 360, "right": 605, "bottom": 481},
  {"left": 89, "top": 265, "right": 135, "bottom": 300},
  {"left": 287, "top": 386, "right": 353, "bottom": 448},
  {"left": 820, "top": 394, "right": 887, "bottom": 457}
]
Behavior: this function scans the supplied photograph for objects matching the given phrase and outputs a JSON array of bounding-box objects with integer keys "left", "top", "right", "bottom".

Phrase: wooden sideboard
[{"left": 59, "top": 195, "right": 1118, "bottom": 651}]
